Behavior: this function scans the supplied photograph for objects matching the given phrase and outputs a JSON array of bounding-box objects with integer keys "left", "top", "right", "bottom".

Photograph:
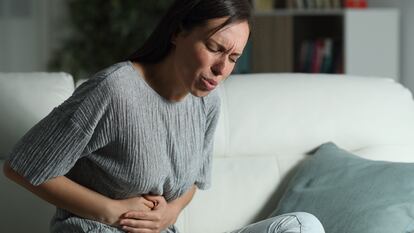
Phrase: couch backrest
[
  {"left": 215, "top": 73, "right": 414, "bottom": 157},
  {"left": 175, "top": 73, "right": 414, "bottom": 232},
  {"left": 0, "top": 72, "right": 75, "bottom": 159}
]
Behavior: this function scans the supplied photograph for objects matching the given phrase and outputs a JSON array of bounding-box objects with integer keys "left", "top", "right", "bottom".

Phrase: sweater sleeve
[
  {"left": 6, "top": 77, "right": 115, "bottom": 186},
  {"left": 195, "top": 92, "right": 221, "bottom": 190}
]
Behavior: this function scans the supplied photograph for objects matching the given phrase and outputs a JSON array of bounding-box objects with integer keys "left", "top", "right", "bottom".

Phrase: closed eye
[
  {"left": 206, "top": 40, "right": 242, "bottom": 63},
  {"left": 207, "top": 45, "right": 220, "bottom": 53},
  {"left": 229, "top": 56, "right": 240, "bottom": 63}
]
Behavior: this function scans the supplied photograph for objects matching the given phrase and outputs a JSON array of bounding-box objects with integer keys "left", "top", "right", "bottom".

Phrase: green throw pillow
[{"left": 272, "top": 142, "right": 414, "bottom": 233}]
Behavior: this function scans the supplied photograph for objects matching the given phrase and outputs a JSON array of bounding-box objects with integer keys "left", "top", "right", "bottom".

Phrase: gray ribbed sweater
[{"left": 7, "top": 61, "right": 220, "bottom": 232}]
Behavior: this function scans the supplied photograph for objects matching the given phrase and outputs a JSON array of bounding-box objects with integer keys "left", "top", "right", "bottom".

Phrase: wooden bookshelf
[{"left": 242, "top": 7, "right": 400, "bottom": 81}]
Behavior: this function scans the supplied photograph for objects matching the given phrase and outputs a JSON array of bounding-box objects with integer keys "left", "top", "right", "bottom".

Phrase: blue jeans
[
  {"left": 228, "top": 212, "right": 325, "bottom": 233},
  {"left": 164, "top": 212, "right": 324, "bottom": 233}
]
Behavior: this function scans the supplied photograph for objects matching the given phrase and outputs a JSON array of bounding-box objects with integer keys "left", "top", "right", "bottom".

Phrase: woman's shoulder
[
  {"left": 74, "top": 61, "right": 138, "bottom": 97},
  {"left": 56, "top": 62, "right": 137, "bottom": 115},
  {"left": 83, "top": 61, "right": 136, "bottom": 87},
  {"left": 93, "top": 61, "right": 135, "bottom": 80}
]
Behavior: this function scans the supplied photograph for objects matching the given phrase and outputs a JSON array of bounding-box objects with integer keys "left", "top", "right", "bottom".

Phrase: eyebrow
[{"left": 209, "top": 39, "right": 242, "bottom": 56}]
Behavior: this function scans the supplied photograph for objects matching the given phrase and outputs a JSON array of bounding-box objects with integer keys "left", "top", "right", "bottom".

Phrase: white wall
[
  {"left": 0, "top": 0, "right": 69, "bottom": 72},
  {"left": 0, "top": 0, "right": 38, "bottom": 71},
  {"left": 368, "top": 0, "right": 414, "bottom": 93}
]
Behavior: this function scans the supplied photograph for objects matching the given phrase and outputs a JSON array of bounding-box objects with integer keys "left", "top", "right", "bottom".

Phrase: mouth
[{"left": 200, "top": 76, "right": 218, "bottom": 91}]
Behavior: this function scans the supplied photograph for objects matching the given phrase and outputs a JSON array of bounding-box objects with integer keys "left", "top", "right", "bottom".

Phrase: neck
[{"left": 133, "top": 55, "right": 188, "bottom": 102}]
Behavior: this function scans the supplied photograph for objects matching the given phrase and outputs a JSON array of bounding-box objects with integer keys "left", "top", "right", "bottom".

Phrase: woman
[{"left": 3, "top": 0, "right": 324, "bottom": 232}]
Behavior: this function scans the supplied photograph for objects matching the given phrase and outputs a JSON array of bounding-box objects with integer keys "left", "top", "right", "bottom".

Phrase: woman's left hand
[{"left": 119, "top": 195, "right": 180, "bottom": 233}]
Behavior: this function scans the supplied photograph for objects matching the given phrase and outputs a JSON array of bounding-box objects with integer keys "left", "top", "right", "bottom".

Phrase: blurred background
[{"left": 0, "top": 0, "right": 413, "bottom": 91}]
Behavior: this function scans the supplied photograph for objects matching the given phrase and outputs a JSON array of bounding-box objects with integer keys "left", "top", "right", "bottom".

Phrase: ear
[{"left": 171, "top": 35, "right": 177, "bottom": 45}]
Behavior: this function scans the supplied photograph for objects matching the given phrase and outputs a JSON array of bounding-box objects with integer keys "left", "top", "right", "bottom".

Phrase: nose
[{"left": 211, "top": 56, "right": 226, "bottom": 77}]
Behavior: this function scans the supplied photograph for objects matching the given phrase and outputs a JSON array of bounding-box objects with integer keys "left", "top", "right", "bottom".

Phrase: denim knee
[{"left": 291, "top": 212, "right": 325, "bottom": 233}]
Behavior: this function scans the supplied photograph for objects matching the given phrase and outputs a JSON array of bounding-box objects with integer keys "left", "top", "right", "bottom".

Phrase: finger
[
  {"left": 143, "top": 195, "right": 166, "bottom": 208},
  {"left": 143, "top": 195, "right": 165, "bottom": 203},
  {"left": 122, "top": 211, "right": 143, "bottom": 219},
  {"left": 121, "top": 225, "right": 153, "bottom": 233},
  {"left": 121, "top": 210, "right": 140, "bottom": 219},
  {"left": 142, "top": 198, "right": 155, "bottom": 209},
  {"left": 120, "top": 219, "right": 158, "bottom": 230},
  {"left": 124, "top": 211, "right": 161, "bottom": 221}
]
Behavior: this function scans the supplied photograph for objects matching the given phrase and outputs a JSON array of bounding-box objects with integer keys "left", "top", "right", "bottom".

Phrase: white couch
[{"left": 1, "top": 72, "right": 414, "bottom": 233}]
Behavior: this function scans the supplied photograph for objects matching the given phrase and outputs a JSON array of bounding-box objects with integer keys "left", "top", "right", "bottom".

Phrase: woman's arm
[
  {"left": 3, "top": 162, "right": 154, "bottom": 226},
  {"left": 119, "top": 185, "right": 197, "bottom": 232},
  {"left": 166, "top": 184, "right": 197, "bottom": 214}
]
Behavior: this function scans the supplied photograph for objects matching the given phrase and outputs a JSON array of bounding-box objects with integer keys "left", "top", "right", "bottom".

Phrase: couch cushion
[
  {"left": 178, "top": 155, "right": 283, "bottom": 232},
  {"left": 0, "top": 72, "right": 74, "bottom": 159},
  {"left": 272, "top": 142, "right": 414, "bottom": 233}
]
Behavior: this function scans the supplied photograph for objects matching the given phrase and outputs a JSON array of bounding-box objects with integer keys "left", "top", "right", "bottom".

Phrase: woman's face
[{"left": 172, "top": 18, "right": 250, "bottom": 97}]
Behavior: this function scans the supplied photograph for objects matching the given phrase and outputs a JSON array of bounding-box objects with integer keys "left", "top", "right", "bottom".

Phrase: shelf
[
  {"left": 254, "top": 9, "right": 344, "bottom": 16},
  {"left": 241, "top": 8, "right": 400, "bottom": 80}
]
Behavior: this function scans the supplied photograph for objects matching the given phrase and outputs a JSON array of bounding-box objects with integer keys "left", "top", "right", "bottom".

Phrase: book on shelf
[
  {"left": 307, "top": 0, "right": 315, "bottom": 9},
  {"left": 311, "top": 39, "right": 324, "bottom": 73},
  {"left": 268, "top": 0, "right": 351, "bottom": 10},
  {"left": 255, "top": 0, "right": 274, "bottom": 10},
  {"left": 344, "top": 0, "right": 367, "bottom": 8},
  {"left": 323, "top": 0, "right": 332, "bottom": 8},
  {"left": 286, "top": 0, "right": 295, "bottom": 9},
  {"left": 321, "top": 38, "right": 333, "bottom": 73},
  {"left": 331, "top": 0, "right": 342, "bottom": 9},
  {"left": 274, "top": 0, "right": 287, "bottom": 9},
  {"left": 295, "top": 0, "right": 305, "bottom": 9},
  {"left": 315, "top": 0, "right": 325, "bottom": 9},
  {"left": 297, "top": 38, "right": 342, "bottom": 74},
  {"left": 298, "top": 40, "right": 308, "bottom": 72}
]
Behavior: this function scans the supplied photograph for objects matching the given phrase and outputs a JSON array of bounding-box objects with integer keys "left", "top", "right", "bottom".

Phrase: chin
[{"left": 191, "top": 89, "right": 210, "bottom": 97}]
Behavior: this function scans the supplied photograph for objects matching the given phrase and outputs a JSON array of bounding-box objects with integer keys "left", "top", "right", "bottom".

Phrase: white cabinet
[{"left": 345, "top": 9, "right": 399, "bottom": 80}]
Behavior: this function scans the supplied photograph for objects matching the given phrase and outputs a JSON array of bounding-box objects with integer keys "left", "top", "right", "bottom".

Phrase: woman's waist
[{"left": 67, "top": 163, "right": 195, "bottom": 201}]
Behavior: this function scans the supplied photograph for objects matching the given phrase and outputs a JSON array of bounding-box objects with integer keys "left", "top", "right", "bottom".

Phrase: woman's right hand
[{"left": 107, "top": 196, "right": 155, "bottom": 226}]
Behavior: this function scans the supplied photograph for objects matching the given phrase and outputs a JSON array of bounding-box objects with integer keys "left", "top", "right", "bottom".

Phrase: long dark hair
[{"left": 128, "top": 0, "right": 252, "bottom": 64}]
